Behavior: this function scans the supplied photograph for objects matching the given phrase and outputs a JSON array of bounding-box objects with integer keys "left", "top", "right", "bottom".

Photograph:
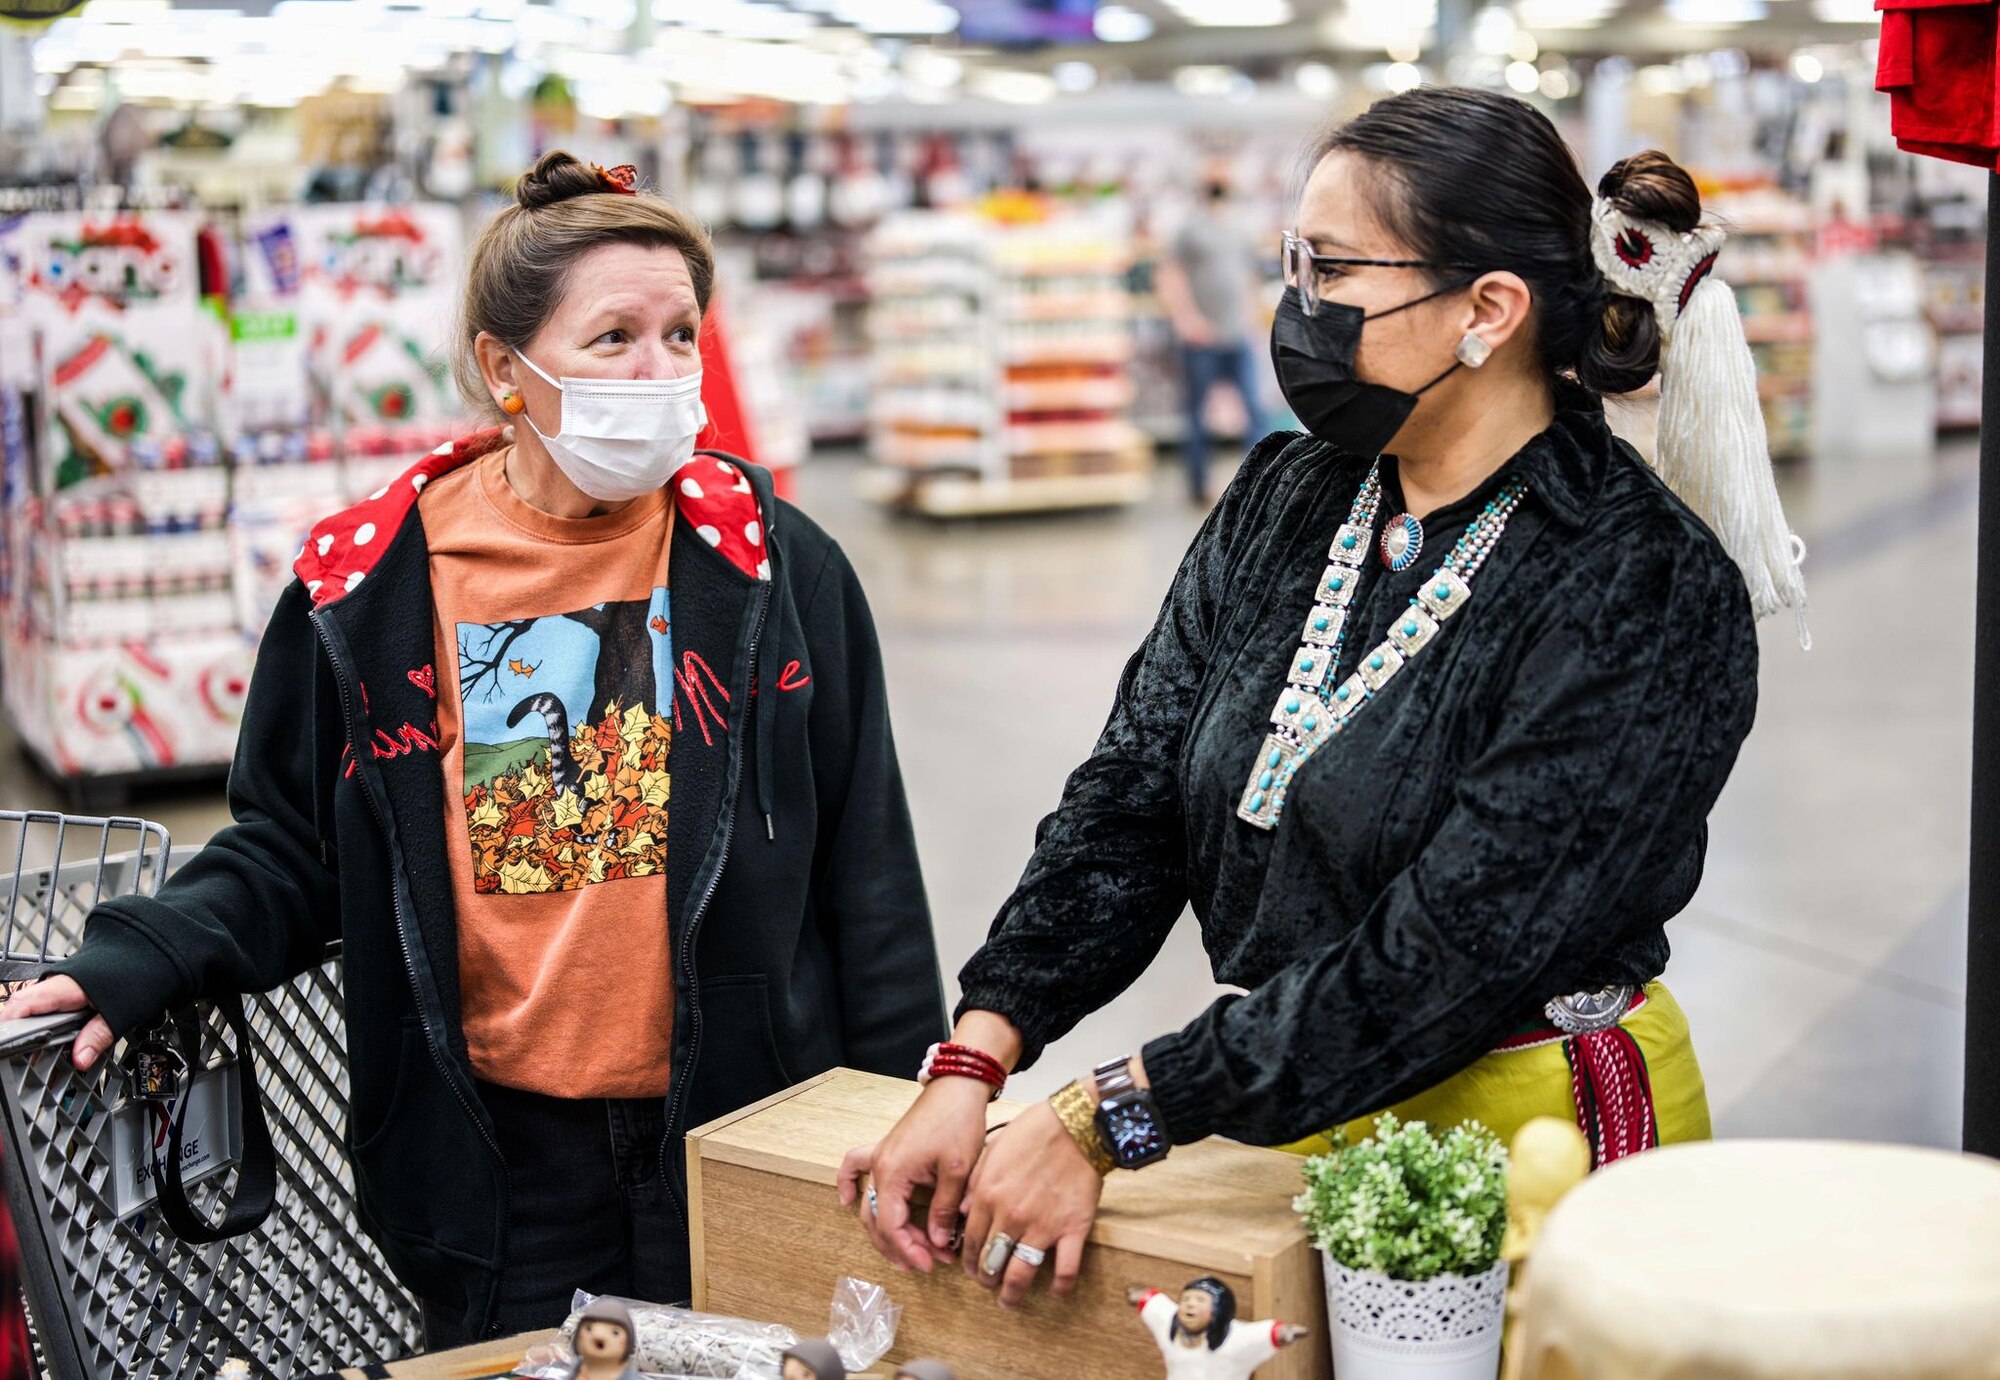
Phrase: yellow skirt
[{"left": 1281, "top": 982, "right": 1711, "bottom": 1157}]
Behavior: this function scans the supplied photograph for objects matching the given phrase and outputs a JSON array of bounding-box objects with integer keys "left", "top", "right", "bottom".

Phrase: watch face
[{"left": 1100, "top": 1099, "right": 1166, "bottom": 1164}]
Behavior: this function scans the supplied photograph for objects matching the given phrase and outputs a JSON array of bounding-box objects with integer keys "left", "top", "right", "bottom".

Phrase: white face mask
[{"left": 513, "top": 352, "right": 707, "bottom": 503}]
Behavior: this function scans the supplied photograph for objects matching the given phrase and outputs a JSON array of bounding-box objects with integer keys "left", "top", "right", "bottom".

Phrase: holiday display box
[
  {"left": 14, "top": 211, "right": 223, "bottom": 489},
  {"left": 687, "top": 1069, "right": 1330, "bottom": 1380},
  {"left": 292, "top": 204, "right": 461, "bottom": 431},
  {"left": 1, "top": 622, "right": 253, "bottom": 777}
]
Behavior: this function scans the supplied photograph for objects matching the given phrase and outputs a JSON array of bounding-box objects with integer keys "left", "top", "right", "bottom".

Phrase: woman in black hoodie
[{"left": 3, "top": 152, "right": 945, "bottom": 1343}]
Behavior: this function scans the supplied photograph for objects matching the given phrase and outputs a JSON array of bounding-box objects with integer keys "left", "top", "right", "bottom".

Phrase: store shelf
[
  {"left": 863, "top": 208, "right": 1147, "bottom": 516},
  {"left": 860, "top": 463, "right": 1151, "bottom": 517},
  {"left": 1740, "top": 314, "right": 1814, "bottom": 344},
  {"left": 1003, "top": 375, "right": 1138, "bottom": 412}
]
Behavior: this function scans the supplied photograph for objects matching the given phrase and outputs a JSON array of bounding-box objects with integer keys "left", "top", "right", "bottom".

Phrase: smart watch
[{"left": 1091, "top": 1055, "right": 1169, "bottom": 1170}]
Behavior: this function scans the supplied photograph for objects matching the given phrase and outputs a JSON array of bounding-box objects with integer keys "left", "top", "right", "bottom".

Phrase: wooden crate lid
[{"left": 689, "top": 1069, "right": 1312, "bottom": 1277}]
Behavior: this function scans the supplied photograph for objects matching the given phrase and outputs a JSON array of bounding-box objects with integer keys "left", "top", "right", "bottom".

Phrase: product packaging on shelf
[{"left": 293, "top": 203, "right": 461, "bottom": 432}]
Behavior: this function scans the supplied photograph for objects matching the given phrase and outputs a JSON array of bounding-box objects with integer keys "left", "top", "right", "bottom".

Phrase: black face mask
[{"left": 1270, "top": 284, "right": 1468, "bottom": 456}]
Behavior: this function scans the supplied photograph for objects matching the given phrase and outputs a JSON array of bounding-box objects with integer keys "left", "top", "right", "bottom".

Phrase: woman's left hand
[{"left": 959, "top": 1100, "right": 1104, "bottom": 1308}]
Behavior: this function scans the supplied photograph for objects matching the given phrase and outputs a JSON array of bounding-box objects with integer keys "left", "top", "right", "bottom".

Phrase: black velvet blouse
[{"left": 955, "top": 393, "right": 1760, "bottom": 1149}]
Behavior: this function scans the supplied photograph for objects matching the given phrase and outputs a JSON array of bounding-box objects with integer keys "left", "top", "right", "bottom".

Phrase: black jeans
[{"left": 418, "top": 1079, "right": 687, "bottom": 1349}]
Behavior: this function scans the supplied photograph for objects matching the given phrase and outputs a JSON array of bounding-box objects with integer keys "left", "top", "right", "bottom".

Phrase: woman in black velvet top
[{"left": 843, "top": 89, "right": 1784, "bottom": 1308}]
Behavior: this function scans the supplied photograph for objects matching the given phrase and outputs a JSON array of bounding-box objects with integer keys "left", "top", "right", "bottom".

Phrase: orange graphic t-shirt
[{"left": 421, "top": 448, "right": 677, "bottom": 1099}]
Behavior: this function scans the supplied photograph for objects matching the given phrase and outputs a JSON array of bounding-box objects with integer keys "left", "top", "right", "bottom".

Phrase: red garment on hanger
[{"left": 1877, "top": 0, "right": 2000, "bottom": 168}]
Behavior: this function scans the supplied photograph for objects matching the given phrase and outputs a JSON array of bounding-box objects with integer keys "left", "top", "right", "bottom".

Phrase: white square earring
[{"left": 1454, "top": 333, "right": 1492, "bottom": 368}]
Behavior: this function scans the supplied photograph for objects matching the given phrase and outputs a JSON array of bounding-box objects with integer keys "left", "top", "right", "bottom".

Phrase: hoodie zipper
[
  {"left": 658, "top": 579, "right": 772, "bottom": 1208},
  {"left": 311, "top": 608, "right": 501, "bottom": 1165}
]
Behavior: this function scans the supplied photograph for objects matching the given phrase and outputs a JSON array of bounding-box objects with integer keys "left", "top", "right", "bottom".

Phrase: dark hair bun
[
  {"left": 1575, "top": 149, "right": 1702, "bottom": 394},
  {"left": 1596, "top": 149, "right": 1702, "bottom": 233},
  {"left": 514, "top": 150, "right": 607, "bottom": 211}
]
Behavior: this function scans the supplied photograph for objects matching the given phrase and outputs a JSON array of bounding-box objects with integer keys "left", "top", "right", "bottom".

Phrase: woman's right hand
[
  {"left": 838, "top": 1076, "right": 992, "bottom": 1273},
  {"left": 0, "top": 977, "right": 113, "bottom": 1072}
]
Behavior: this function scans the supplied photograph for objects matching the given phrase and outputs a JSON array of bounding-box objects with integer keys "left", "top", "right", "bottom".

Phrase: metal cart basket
[{"left": 0, "top": 810, "right": 422, "bottom": 1378}]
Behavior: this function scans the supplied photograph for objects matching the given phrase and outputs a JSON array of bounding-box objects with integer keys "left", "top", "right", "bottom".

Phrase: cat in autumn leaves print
[{"left": 456, "top": 588, "right": 673, "bottom": 895}]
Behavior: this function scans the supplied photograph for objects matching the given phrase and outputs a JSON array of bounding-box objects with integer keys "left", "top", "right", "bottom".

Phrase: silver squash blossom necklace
[{"left": 1238, "top": 464, "right": 1529, "bottom": 831}]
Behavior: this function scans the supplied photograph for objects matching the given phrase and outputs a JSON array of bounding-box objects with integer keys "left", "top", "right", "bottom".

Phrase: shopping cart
[{"left": 0, "top": 810, "right": 422, "bottom": 1378}]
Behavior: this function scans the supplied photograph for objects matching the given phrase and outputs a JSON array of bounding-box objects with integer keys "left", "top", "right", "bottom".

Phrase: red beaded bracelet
[{"left": 918, "top": 1042, "right": 1007, "bottom": 1099}]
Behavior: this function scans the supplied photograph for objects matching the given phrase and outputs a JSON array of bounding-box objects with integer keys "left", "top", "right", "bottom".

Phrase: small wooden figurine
[
  {"left": 566, "top": 1297, "right": 641, "bottom": 1380},
  {"left": 781, "top": 1338, "right": 847, "bottom": 1380},
  {"left": 1126, "top": 1278, "right": 1308, "bottom": 1379},
  {"left": 1499, "top": 1116, "right": 1593, "bottom": 1380}
]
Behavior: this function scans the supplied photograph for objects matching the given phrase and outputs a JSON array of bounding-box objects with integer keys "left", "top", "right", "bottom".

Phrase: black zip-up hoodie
[{"left": 52, "top": 434, "right": 946, "bottom": 1337}]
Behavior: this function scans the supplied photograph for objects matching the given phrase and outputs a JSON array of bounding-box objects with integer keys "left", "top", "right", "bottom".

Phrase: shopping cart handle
[{"left": 0, "top": 1011, "right": 88, "bottom": 1057}]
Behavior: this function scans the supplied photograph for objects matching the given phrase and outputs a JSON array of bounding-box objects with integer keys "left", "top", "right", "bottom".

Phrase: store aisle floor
[{"left": 0, "top": 438, "right": 1976, "bottom": 1148}]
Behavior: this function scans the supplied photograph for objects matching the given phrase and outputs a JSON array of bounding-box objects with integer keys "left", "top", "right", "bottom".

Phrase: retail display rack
[
  {"left": 862, "top": 208, "right": 1151, "bottom": 517},
  {"left": 1921, "top": 239, "right": 1984, "bottom": 431},
  {"left": 1711, "top": 189, "right": 1816, "bottom": 462},
  {"left": 0, "top": 203, "right": 465, "bottom": 807}
]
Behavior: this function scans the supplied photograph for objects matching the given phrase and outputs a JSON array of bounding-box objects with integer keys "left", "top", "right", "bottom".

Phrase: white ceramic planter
[{"left": 1323, "top": 1255, "right": 1509, "bottom": 1380}]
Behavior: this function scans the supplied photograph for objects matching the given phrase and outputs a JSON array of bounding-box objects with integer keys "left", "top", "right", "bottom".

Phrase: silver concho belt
[{"left": 1544, "top": 983, "right": 1636, "bottom": 1035}]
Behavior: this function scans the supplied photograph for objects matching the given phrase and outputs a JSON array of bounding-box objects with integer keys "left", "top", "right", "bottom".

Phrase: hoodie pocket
[
  {"left": 351, "top": 1016, "right": 502, "bottom": 1284},
  {"left": 694, "top": 973, "right": 795, "bottom": 1099}
]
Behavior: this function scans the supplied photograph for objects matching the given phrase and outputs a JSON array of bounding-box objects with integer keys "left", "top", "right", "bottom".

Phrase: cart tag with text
[{"left": 107, "top": 1061, "right": 243, "bottom": 1220}]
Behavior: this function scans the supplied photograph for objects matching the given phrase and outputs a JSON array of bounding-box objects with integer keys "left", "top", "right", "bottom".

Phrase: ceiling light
[
  {"left": 1508, "top": 31, "right": 1539, "bottom": 61},
  {"left": 1792, "top": 51, "right": 1824, "bottom": 82},
  {"left": 1472, "top": 6, "right": 1516, "bottom": 55},
  {"left": 1538, "top": 66, "right": 1571, "bottom": 98},
  {"left": 972, "top": 68, "right": 1056, "bottom": 103},
  {"left": 1294, "top": 59, "right": 1338, "bottom": 100},
  {"left": 1092, "top": 4, "right": 1154, "bottom": 41},
  {"left": 833, "top": 0, "right": 958, "bottom": 35},
  {"left": 1505, "top": 59, "right": 1539, "bottom": 93},
  {"left": 1164, "top": 0, "right": 1293, "bottom": 25},
  {"left": 1172, "top": 64, "right": 1237, "bottom": 97},
  {"left": 903, "top": 48, "right": 963, "bottom": 87},
  {"left": 1637, "top": 63, "right": 1687, "bottom": 95},
  {"left": 1514, "top": 0, "right": 1617, "bottom": 28},
  {"left": 1663, "top": 0, "right": 1765, "bottom": 22},
  {"left": 1387, "top": 38, "right": 1423, "bottom": 61},
  {"left": 1052, "top": 59, "right": 1097, "bottom": 92},
  {"left": 1385, "top": 61, "right": 1422, "bottom": 92}
]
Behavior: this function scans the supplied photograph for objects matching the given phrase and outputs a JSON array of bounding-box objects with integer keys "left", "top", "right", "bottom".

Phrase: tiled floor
[{"left": 2, "top": 435, "right": 1977, "bottom": 1147}]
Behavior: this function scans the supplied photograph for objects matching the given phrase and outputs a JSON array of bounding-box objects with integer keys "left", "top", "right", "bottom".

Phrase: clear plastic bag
[
  {"left": 515, "top": 1293, "right": 797, "bottom": 1380},
  {"left": 827, "top": 1276, "right": 901, "bottom": 1370},
  {"left": 513, "top": 1277, "right": 899, "bottom": 1380}
]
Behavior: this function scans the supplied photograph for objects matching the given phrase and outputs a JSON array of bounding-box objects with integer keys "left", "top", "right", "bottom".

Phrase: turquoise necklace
[{"left": 1238, "top": 465, "right": 1528, "bottom": 831}]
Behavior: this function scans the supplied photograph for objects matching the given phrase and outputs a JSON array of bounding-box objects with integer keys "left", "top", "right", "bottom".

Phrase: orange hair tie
[{"left": 593, "top": 163, "right": 638, "bottom": 195}]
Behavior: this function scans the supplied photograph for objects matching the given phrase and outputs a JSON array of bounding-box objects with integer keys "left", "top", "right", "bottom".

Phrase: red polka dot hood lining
[{"left": 293, "top": 427, "right": 771, "bottom": 605}]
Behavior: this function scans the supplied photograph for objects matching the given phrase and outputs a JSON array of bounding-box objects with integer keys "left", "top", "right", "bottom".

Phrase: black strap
[{"left": 149, "top": 995, "right": 277, "bottom": 1244}]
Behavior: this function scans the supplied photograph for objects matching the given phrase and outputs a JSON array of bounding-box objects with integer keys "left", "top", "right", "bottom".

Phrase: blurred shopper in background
[{"left": 1157, "top": 171, "right": 1272, "bottom": 505}]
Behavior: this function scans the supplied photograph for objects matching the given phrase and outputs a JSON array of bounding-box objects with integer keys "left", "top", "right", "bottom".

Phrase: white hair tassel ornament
[{"left": 1590, "top": 197, "right": 1810, "bottom": 647}]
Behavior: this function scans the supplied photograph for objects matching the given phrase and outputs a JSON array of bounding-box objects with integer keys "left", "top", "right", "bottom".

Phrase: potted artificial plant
[{"left": 1294, "top": 1114, "right": 1511, "bottom": 1380}]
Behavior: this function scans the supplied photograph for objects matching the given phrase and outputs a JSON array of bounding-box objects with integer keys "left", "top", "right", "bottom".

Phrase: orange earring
[{"left": 501, "top": 392, "right": 525, "bottom": 415}]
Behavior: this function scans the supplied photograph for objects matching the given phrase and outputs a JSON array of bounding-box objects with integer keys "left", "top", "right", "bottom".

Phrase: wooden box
[{"left": 688, "top": 1069, "right": 1330, "bottom": 1380}]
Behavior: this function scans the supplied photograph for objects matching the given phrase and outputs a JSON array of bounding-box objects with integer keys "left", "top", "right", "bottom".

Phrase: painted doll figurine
[
  {"left": 781, "top": 1338, "right": 847, "bottom": 1380},
  {"left": 565, "top": 1298, "right": 640, "bottom": 1380},
  {"left": 895, "top": 1362, "right": 957, "bottom": 1380},
  {"left": 1126, "top": 1279, "right": 1309, "bottom": 1380}
]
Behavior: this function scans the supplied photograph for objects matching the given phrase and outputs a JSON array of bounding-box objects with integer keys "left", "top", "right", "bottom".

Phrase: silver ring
[
  {"left": 866, "top": 1187, "right": 878, "bottom": 1218},
  {"left": 980, "top": 1232, "right": 1016, "bottom": 1277},
  {"left": 1012, "top": 1242, "right": 1047, "bottom": 1268}
]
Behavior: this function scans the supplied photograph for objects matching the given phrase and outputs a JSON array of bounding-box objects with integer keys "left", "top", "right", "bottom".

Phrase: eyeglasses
[{"left": 1281, "top": 231, "right": 1476, "bottom": 317}]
